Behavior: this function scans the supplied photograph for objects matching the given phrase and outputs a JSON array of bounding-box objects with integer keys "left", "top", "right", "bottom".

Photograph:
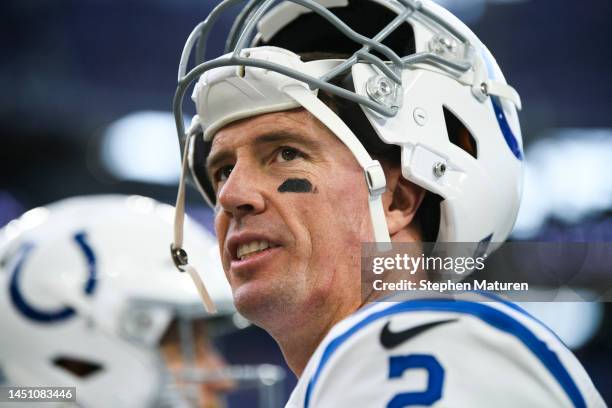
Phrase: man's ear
[{"left": 382, "top": 165, "right": 425, "bottom": 237}]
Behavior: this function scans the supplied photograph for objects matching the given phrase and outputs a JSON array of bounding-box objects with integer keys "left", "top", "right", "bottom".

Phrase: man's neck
[
  {"left": 267, "top": 232, "right": 423, "bottom": 377},
  {"left": 268, "top": 298, "right": 361, "bottom": 377}
]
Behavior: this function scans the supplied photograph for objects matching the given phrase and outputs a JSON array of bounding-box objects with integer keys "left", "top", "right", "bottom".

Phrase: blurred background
[{"left": 1, "top": 0, "right": 611, "bottom": 405}]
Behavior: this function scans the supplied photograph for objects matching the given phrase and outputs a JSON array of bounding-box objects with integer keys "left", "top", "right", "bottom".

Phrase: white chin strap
[
  {"left": 171, "top": 127, "right": 217, "bottom": 314},
  {"left": 284, "top": 85, "right": 392, "bottom": 249}
]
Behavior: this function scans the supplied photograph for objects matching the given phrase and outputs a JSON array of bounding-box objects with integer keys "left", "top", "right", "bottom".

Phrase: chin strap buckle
[
  {"left": 364, "top": 160, "right": 392, "bottom": 249},
  {"left": 364, "top": 160, "right": 387, "bottom": 197},
  {"left": 170, "top": 245, "right": 189, "bottom": 272}
]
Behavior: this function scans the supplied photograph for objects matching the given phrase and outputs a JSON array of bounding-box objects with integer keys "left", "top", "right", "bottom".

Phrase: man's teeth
[{"left": 237, "top": 240, "right": 275, "bottom": 260}]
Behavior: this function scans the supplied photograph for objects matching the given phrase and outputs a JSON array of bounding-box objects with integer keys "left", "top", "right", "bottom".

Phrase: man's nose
[{"left": 217, "top": 161, "right": 265, "bottom": 219}]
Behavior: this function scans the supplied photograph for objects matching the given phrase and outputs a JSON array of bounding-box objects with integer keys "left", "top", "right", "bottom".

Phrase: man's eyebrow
[
  {"left": 254, "top": 131, "right": 322, "bottom": 151},
  {"left": 206, "top": 130, "right": 321, "bottom": 172}
]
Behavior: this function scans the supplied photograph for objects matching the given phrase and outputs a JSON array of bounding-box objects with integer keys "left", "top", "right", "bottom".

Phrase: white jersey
[{"left": 286, "top": 293, "right": 605, "bottom": 408}]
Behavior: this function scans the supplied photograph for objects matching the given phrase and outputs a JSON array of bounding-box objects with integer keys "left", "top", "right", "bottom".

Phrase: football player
[
  {"left": 168, "top": 0, "right": 605, "bottom": 406},
  {"left": 0, "top": 195, "right": 285, "bottom": 407}
]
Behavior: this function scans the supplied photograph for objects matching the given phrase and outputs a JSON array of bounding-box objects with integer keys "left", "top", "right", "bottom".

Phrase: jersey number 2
[{"left": 387, "top": 354, "right": 444, "bottom": 407}]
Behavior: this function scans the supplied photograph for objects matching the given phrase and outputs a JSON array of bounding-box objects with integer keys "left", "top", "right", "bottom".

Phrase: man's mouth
[{"left": 236, "top": 240, "right": 279, "bottom": 261}]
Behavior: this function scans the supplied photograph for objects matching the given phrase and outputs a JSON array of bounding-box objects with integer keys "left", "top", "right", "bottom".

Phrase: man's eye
[
  {"left": 214, "top": 165, "right": 233, "bottom": 183},
  {"left": 276, "top": 147, "right": 301, "bottom": 163}
]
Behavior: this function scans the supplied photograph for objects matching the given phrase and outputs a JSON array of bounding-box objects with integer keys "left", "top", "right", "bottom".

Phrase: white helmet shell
[{"left": 0, "top": 195, "right": 233, "bottom": 408}]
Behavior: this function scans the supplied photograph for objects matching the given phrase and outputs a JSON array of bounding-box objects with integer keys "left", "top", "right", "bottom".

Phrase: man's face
[{"left": 206, "top": 109, "right": 372, "bottom": 325}]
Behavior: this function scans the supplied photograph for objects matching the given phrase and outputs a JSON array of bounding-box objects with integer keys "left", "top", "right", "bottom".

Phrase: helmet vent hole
[
  {"left": 53, "top": 356, "right": 103, "bottom": 378},
  {"left": 443, "top": 107, "right": 478, "bottom": 159}
]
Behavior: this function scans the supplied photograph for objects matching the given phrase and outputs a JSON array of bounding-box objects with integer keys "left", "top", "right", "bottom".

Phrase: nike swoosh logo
[{"left": 380, "top": 318, "right": 458, "bottom": 350}]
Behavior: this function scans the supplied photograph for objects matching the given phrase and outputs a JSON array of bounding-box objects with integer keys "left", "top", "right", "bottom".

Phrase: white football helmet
[
  {"left": 170, "top": 0, "right": 523, "bottom": 276},
  {"left": 0, "top": 195, "right": 285, "bottom": 408}
]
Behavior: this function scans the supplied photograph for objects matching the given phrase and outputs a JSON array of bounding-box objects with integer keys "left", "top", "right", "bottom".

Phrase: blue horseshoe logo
[{"left": 9, "top": 231, "right": 98, "bottom": 323}]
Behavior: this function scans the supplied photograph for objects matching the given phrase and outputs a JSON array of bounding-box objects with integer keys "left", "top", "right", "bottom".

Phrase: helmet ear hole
[
  {"left": 443, "top": 107, "right": 478, "bottom": 159},
  {"left": 416, "top": 193, "right": 442, "bottom": 243},
  {"left": 53, "top": 356, "right": 103, "bottom": 378}
]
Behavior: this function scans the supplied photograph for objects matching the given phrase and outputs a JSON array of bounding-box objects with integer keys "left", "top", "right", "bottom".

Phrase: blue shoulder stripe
[
  {"left": 475, "top": 291, "right": 569, "bottom": 347},
  {"left": 304, "top": 299, "right": 584, "bottom": 408}
]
